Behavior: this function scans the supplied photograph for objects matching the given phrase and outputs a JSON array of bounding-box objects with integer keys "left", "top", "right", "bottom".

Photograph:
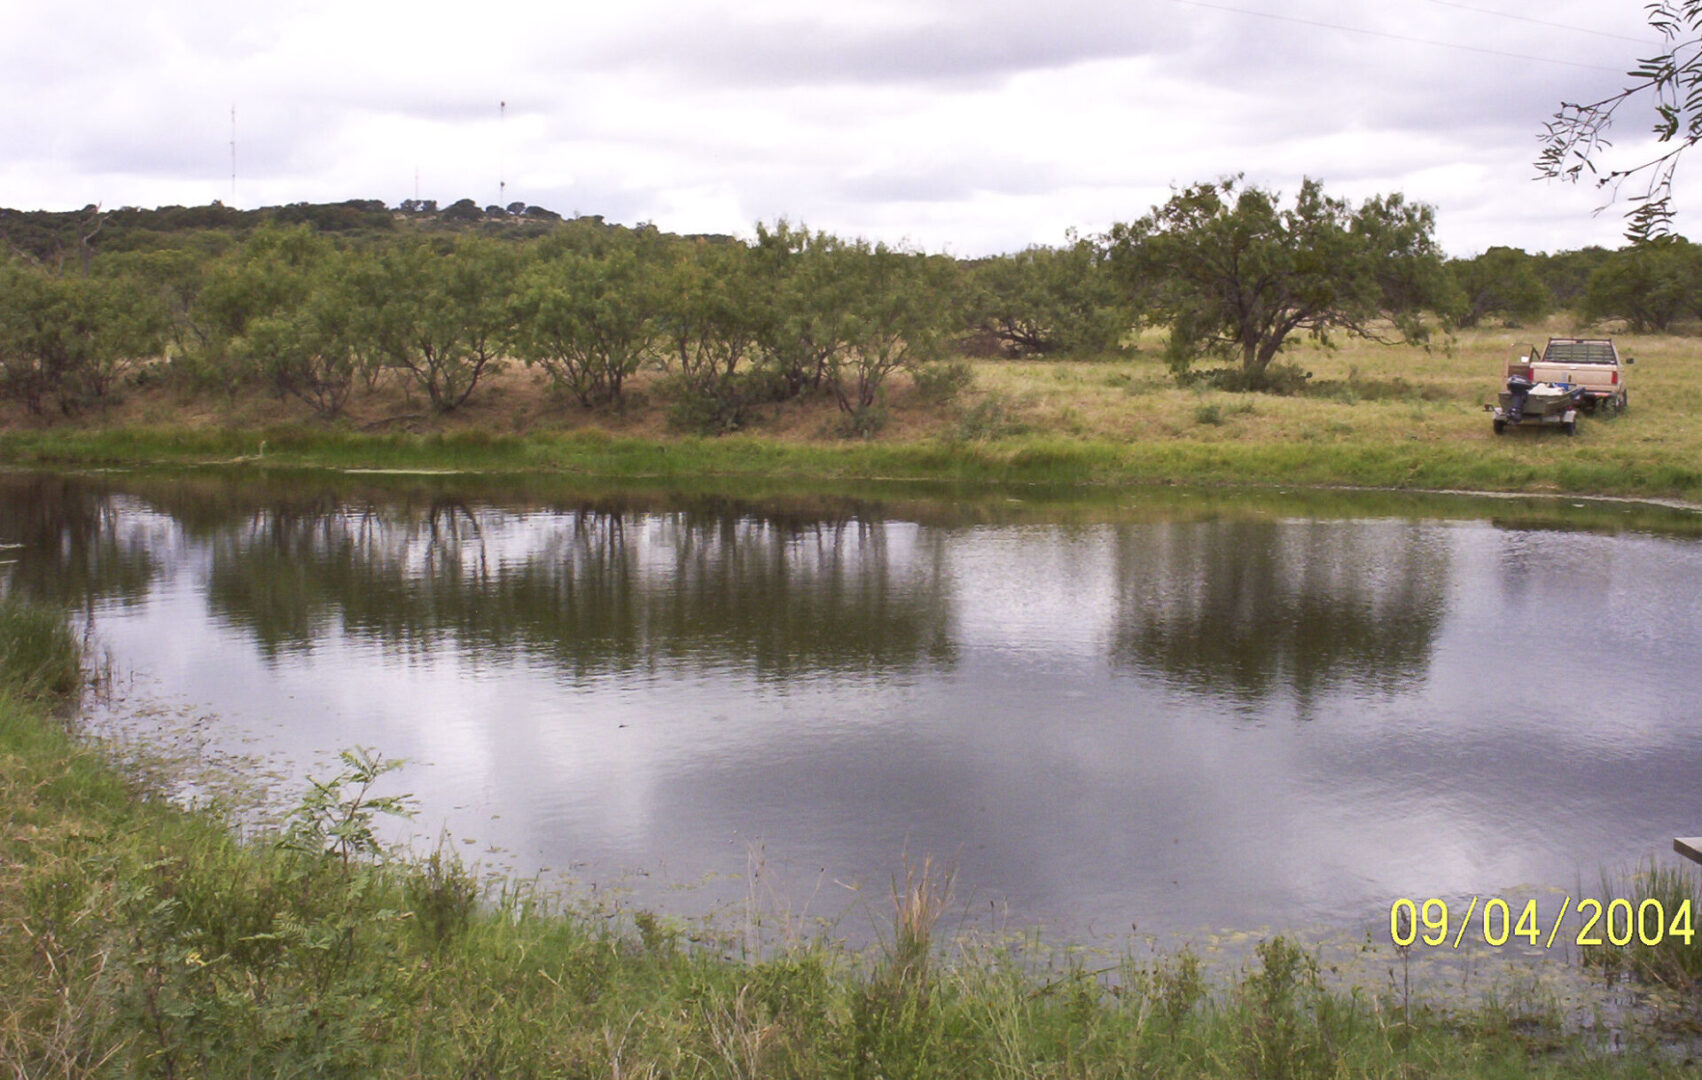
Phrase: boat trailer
[{"left": 1488, "top": 354, "right": 1583, "bottom": 436}]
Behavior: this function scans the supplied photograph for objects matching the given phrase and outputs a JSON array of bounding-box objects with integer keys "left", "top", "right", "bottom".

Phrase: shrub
[
  {"left": 949, "top": 395, "right": 1022, "bottom": 440},
  {"left": 911, "top": 359, "right": 975, "bottom": 402},
  {"left": 1183, "top": 361, "right": 1312, "bottom": 395},
  {"left": 662, "top": 371, "right": 782, "bottom": 435},
  {"left": 403, "top": 846, "right": 480, "bottom": 951},
  {"left": 838, "top": 403, "right": 888, "bottom": 439}
]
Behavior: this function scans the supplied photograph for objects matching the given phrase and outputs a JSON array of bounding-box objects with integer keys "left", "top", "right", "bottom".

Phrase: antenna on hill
[
  {"left": 229, "top": 106, "right": 237, "bottom": 204},
  {"left": 498, "top": 100, "right": 507, "bottom": 208},
  {"left": 415, "top": 165, "right": 420, "bottom": 203}
]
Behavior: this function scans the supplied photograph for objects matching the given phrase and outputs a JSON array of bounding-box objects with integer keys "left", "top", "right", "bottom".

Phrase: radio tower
[
  {"left": 229, "top": 106, "right": 237, "bottom": 204},
  {"left": 498, "top": 100, "right": 507, "bottom": 208}
]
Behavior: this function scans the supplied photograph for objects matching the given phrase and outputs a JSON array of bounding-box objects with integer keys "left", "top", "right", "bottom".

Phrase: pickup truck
[{"left": 1516, "top": 337, "right": 1633, "bottom": 413}]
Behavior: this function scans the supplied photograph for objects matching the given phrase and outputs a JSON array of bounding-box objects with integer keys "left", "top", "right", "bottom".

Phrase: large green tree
[
  {"left": 831, "top": 241, "right": 957, "bottom": 417},
  {"left": 655, "top": 238, "right": 769, "bottom": 432},
  {"left": 1533, "top": 246, "right": 1611, "bottom": 310},
  {"left": 1104, "top": 178, "right": 1449, "bottom": 388},
  {"left": 244, "top": 250, "right": 368, "bottom": 418},
  {"left": 748, "top": 220, "right": 859, "bottom": 399},
  {"left": 171, "top": 225, "right": 333, "bottom": 396}
]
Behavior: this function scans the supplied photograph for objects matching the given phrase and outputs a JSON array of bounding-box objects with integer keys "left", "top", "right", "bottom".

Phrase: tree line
[
  {"left": 1444, "top": 239, "right": 1702, "bottom": 334},
  {"left": 1, "top": 187, "right": 1696, "bottom": 426},
  {"left": 0, "top": 217, "right": 973, "bottom": 432}
]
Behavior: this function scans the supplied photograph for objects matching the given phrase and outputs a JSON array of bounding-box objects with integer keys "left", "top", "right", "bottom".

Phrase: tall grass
[
  {"left": 1586, "top": 862, "right": 1702, "bottom": 995},
  {"left": 888, "top": 853, "right": 954, "bottom": 983},
  {"left": 0, "top": 599, "right": 80, "bottom": 701}
]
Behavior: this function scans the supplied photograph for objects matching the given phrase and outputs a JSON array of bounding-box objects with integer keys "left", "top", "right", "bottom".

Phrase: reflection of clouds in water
[
  {"left": 20, "top": 476, "right": 1702, "bottom": 945},
  {"left": 946, "top": 525, "right": 1121, "bottom": 659},
  {"left": 1432, "top": 524, "right": 1702, "bottom": 750}
]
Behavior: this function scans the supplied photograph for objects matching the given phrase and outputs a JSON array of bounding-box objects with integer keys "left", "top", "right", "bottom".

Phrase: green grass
[
  {"left": 0, "top": 599, "right": 80, "bottom": 701},
  {"left": 3, "top": 604, "right": 1701, "bottom": 1076},
  {"left": 4, "top": 422, "right": 1701, "bottom": 501},
  {"left": 4, "top": 322, "right": 1702, "bottom": 500}
]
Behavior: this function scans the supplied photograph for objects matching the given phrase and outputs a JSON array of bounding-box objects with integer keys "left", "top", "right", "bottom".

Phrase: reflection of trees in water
[
  {"left": 1109, "top": 520, "right": 1449, "bottom": 702},
  {"left": 205, "top": 501, "right": 955, "bottom": 679},
  {"left": 0, "top": 474, "right": 158, "bottom": 608}
]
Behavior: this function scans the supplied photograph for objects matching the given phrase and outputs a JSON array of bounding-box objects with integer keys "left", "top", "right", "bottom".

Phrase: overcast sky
[{"left": 1, "top": 0, "right": 1688, "bottom": 257}]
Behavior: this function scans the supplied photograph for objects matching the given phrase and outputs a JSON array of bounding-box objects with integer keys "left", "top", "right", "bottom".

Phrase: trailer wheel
[
  {"left": 1563, "top": 419, "right": 1577, "bottom": 436},
  {"left": 1493, "top": 419, "right": 1506, "bottom": 435}
]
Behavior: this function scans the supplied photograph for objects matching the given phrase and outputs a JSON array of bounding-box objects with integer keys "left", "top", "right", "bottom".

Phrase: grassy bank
[
  {"left": 2, "top": 604, "right": 1699, "bottom": 1077},
  {"left": 4, "top": 425, "right": 1702, "bottom": 501},
  {"left": 3, "top": 322, "right": 1700, "bottom": 501}
]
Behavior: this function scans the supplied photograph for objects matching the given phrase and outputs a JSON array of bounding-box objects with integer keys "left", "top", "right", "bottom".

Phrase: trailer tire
[{"left": 1563, "top": 419, "right": 1577, "bottom": 436}]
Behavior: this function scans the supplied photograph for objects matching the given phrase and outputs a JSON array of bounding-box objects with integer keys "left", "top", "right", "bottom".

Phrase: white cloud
[{"left": 0, "top": 0, "right": 1680, "bottom": 254}]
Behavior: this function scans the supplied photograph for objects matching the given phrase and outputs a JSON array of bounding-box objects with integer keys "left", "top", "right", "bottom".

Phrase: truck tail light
[{"left": 1612, "top": 371, "right": 1619, "bottom": 384}]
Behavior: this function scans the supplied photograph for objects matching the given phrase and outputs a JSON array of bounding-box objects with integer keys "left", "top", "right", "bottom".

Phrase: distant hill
[{"left": 0, "top": 198, "right": 621, "bottom": 267}]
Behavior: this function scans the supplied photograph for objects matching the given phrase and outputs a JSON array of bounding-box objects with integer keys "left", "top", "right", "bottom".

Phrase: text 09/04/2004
[{"left": 1389, "top": 897, "right": 1695, "bottom": 950}]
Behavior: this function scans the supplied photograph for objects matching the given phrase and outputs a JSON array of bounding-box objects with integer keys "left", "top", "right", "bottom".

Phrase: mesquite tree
[
  {"left": 832, "top": 242, "right": 957, "bottom": 416},
  {"left": 351, "top": 236, "right": 519, "bottom": 412},
  {"left": 513, "top": 229, "right": 666, "bottom": 408},
  {"left": 0, "top": 260, "right": 166, "bottom": 414},
  {"left": 1105, "top": 178, "right": 1449, "bottom": 389},
  {"left": 965, "top": 237, "right": 1130, "bottom": 356}
]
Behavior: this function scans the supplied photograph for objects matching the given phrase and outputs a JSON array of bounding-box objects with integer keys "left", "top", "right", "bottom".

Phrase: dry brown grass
[
  {"left": 888, "top": 853, "right": 956, "bottom": 983},
  {"left": 965, "top": 315, "right": 1689, "bottom": 446}
]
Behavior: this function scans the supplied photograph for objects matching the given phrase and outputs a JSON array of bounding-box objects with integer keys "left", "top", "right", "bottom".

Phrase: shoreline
[{"left": 5, "top": 424, "right": 1702, "bottom": 507}]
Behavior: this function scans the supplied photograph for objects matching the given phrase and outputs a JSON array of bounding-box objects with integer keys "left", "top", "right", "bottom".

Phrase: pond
[{"left": 6, "top": 469, "right": 1702, "bottom": 954}]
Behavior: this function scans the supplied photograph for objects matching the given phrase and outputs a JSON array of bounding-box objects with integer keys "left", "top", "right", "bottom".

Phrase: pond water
[{"left": 6, "top": 469, "right": 1702, "bottom": 955}]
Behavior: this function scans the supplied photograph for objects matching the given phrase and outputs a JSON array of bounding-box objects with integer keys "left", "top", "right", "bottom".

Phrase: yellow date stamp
[{"left": 1389, "top": 897, "right": 1697, "bottom": 949}]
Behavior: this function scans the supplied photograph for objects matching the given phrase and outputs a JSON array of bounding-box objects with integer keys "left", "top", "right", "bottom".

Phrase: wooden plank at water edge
[{"left": 1674, "top": 837, "right": 1702, "bottom": 865}]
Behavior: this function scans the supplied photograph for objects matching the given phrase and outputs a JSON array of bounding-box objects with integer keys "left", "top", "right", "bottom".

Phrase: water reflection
[
  {"left": 202, "top": 500, "right": 955, "bottom": 677},
  {"left": 0, "top": 473, "right": 159, "bottom": 608},
  {"left": 6, "top": 470, "right": 1702, "bottom": 946},
  {"left": 1109, "top": 520, "right": 1448, "bottom": 703}
]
